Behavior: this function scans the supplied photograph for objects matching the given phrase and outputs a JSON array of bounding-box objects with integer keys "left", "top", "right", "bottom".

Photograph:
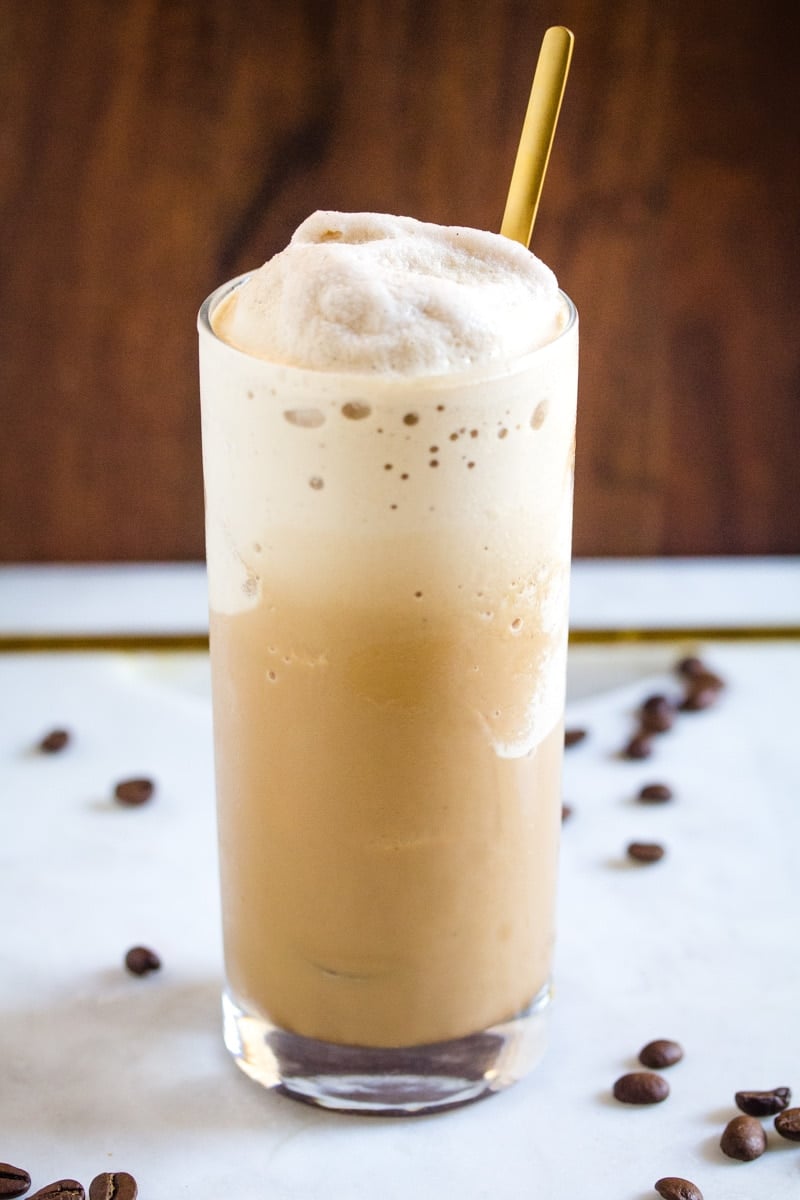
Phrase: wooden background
[{"left": 1, "top": 0, "right": 798, "bottom": 561}]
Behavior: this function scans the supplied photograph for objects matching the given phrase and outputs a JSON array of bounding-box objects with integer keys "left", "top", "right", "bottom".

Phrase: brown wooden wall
[{"left": 1, "top": 0, "right": 798, "bottom": 561}]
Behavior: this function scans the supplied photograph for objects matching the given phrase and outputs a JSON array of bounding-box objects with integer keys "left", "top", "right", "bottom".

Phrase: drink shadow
[{"left": 0, "top": 974, "right": 422, "bottom": 1143}]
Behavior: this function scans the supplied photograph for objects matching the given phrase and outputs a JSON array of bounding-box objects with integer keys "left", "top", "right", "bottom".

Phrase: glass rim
[{"left": 198, "top": 273, "right": 577, "bottom": 389}]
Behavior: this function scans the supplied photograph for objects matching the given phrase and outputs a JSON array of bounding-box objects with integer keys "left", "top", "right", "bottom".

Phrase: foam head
[{"left": 212, "top": 211, "right": 563, "bottom": 375}]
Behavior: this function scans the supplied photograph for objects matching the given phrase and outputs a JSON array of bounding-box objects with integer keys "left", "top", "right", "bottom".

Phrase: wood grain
[{"left": 0, "top": 0, "right": 798, "bottom": 560}]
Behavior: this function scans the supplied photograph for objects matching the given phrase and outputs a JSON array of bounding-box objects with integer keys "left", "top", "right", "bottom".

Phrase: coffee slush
[{"left": 199, "top": 210, "right": 578, "bottom": 1111}]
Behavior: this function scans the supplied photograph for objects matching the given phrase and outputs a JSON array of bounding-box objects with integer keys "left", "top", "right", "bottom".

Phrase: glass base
[{"left": 222, "top": 983, "right": 552, "bottom": 1115}]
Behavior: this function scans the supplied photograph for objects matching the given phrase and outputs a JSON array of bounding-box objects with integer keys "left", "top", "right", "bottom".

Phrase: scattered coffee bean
[
  {"left": 638, "top": 782, "right": 674, "bottom": 803},
  {"left": 735, "top": 1086, "right": 791, "bottom": 1116},
  {"left": 28, "top": 1184, "right": 84, "bottom": 1200},
  {"left": 124, "top": 945, "right": 161, "bottom": 976},
  {"left": 676, "top": 655, "right": 706, "bottom": 679},
  {"left": 561, "top": 803, "right": 573, "bottom": 822},
  {"left": 679, "top": 684, "right": 719, "bottom": 712},
  {"left": 693, "top": 668, "right": 725, "bottom": 691},
  {"left": 679, "top": 665, "right": 725, "bottom": 712},
  {"left": 113, "top": 778, "right": 155, "bottom": 806},
  {"left": 640, "top": 695, "right": 675, "bottom": 734},
  {"left": 0, "top": 1163, "right": 31, "bottom": 1198},
  {"left": 38, "top": 728, "right": 70, "bottom": 753},
  {"left": 623, "top": 732, "right": 653, "bottom": 760},
  {"left": 654, "top": 1178, "right": 703, "bottom": 1200},
  {"left": 88, "top": 1174, "right": 137, "bottom": 1200},
  {"left": 774, "top": 1107, "right": 800, "bottom": 1142},
  {"left": 564, "top": 728, "right": 587, "bottom": 748},
  {"left": 720, "top": 1114, "right": 767, "bottom": 1161},
  {"left": 639, "top": 1039, "right": 684, "bottom": 1069},
  {"left": 613, "top": 1071, "right": 670, "bottom": 1104},
  {"left": 627, "top": 841, "right": 665, "bottom": 864}
]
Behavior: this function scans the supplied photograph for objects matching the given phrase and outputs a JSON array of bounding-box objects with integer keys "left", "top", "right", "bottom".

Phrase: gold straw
[{"left": 501, "top": 26, "right": 574, "bottom": 249}]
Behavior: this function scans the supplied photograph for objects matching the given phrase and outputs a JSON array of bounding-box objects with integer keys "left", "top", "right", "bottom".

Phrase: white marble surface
[
  {"left": 0, "top": 557, "right": 798, "bottom": 635},
  {"left": 1, "top": 566, "right": 799, "bottom": 1198}
]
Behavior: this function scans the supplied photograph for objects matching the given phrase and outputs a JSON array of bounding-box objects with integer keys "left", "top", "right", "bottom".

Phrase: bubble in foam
[
  {"left": 284, "top": 408, "right": 325, "bottom": 427},
  {"left": 342, "top": 401, "right": 371, "bottom": 420},
  {"left": 267, "top": 670, "right": 277, "bottom": 682},
  {"left": 498, "top": 427, "right": 508, "bottom": 439},
  {"left": 309, "top": 476, "right": 324, "bottom": 490},
  {"left": 403, "top": 413, "right": 419, "bottom": 426},
  {"left": 242, "top": 574, "right": 259, "bottom": 598},
  {"left": 531, "top": 400, "right": 548, "bottom": 429},
  {"left": 511, "top": 618, "right": 523, "bottom": 632}
]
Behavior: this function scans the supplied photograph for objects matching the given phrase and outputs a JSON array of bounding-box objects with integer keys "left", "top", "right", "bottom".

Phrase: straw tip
[{"left": 545, "top": 25, "right": 575, "bottom": 49}]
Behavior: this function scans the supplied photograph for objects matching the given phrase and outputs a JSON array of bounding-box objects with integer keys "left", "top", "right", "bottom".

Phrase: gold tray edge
[{"left": 0, "top": 627, "right": 799, "bottom": 654}]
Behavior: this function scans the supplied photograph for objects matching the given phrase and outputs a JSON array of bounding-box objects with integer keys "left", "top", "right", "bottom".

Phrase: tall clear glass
[{"left": 199, "top": 277, "right": 578, "bottom": 1114}]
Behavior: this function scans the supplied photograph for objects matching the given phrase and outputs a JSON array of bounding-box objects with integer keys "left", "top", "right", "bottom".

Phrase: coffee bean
[
  {"left": 613, "top": 1071, "right": 670, "bottom": 1104},
  {"left": 38, "top": 728, "right": 70, "bottom": 753},
  {"left": 564, "top": 728, "right": 587, "bottom": 748},
  {"left": 680, "top": 667, "right": 725, "bottom": 713},
  {"left": 640, "top": 695, "right": 675, "bottom": 734},
  {"left": 124, "top": 945, "right": 161, "bottom": 976},
  {"left": 561, "top": 803, "right": 573, "bottom": 822},
  {"left": 676, "top": 656, "right": 706, "bottom": 679},
  {"left": 679, "top": 683, "right": 720, "bottom": 712},
  {"left": 692, "top": 668, "right": 725, "bottom": 691},
  {"left": 774, "top": 1106, "right": 800, "bottom": 1141},
  {"left": 114, "top": 778, "right": 155, "bottom": 806},
  {"left": 720, "top": 1114, "right": 767, "bottom": 1160},
  {"left": 28, "top": 1184, "right": 84, "bottom": 1200},
  {"left": 0, "top": 1164, "right": 31, "bottom": 1198},
  {"left": 639, "top": 1039, "right": 684, "bottom": 1069},
  {"left": 735, "top": 1086, "right": 791, "bottom": 1116},
  {"left": 88, "top": 1174, "right": 137, "bottom": 1200},
  {"left": 638, "top": 782, "right": 674, "bottom": 803},
  {"left": 654, "top": 1178, "right": 703, "bottom": 1200},
  {"left": 627, "top": 841, "right": 665, "bottom": 864},
  {"left": 623, "top": 732, "right": 653, "bottom": 760}
]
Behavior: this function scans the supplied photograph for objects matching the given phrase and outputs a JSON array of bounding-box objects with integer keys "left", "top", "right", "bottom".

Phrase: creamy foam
[{"left": 212, "top": 211, "right": 563, "bottom": 375}]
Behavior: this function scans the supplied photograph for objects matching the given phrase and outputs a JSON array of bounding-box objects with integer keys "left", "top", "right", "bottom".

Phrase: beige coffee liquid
[
  {"left": 211, "top": 594, "right": 564, "bottom": 1046},
  {"left": 200, "top": 214, "right": 578, "bottom": 1048}
]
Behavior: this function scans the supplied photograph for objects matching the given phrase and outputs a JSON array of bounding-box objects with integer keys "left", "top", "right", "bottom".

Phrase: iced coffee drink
[{"left": 199, "top": 211, "right": 578, "bottom": 1112}]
